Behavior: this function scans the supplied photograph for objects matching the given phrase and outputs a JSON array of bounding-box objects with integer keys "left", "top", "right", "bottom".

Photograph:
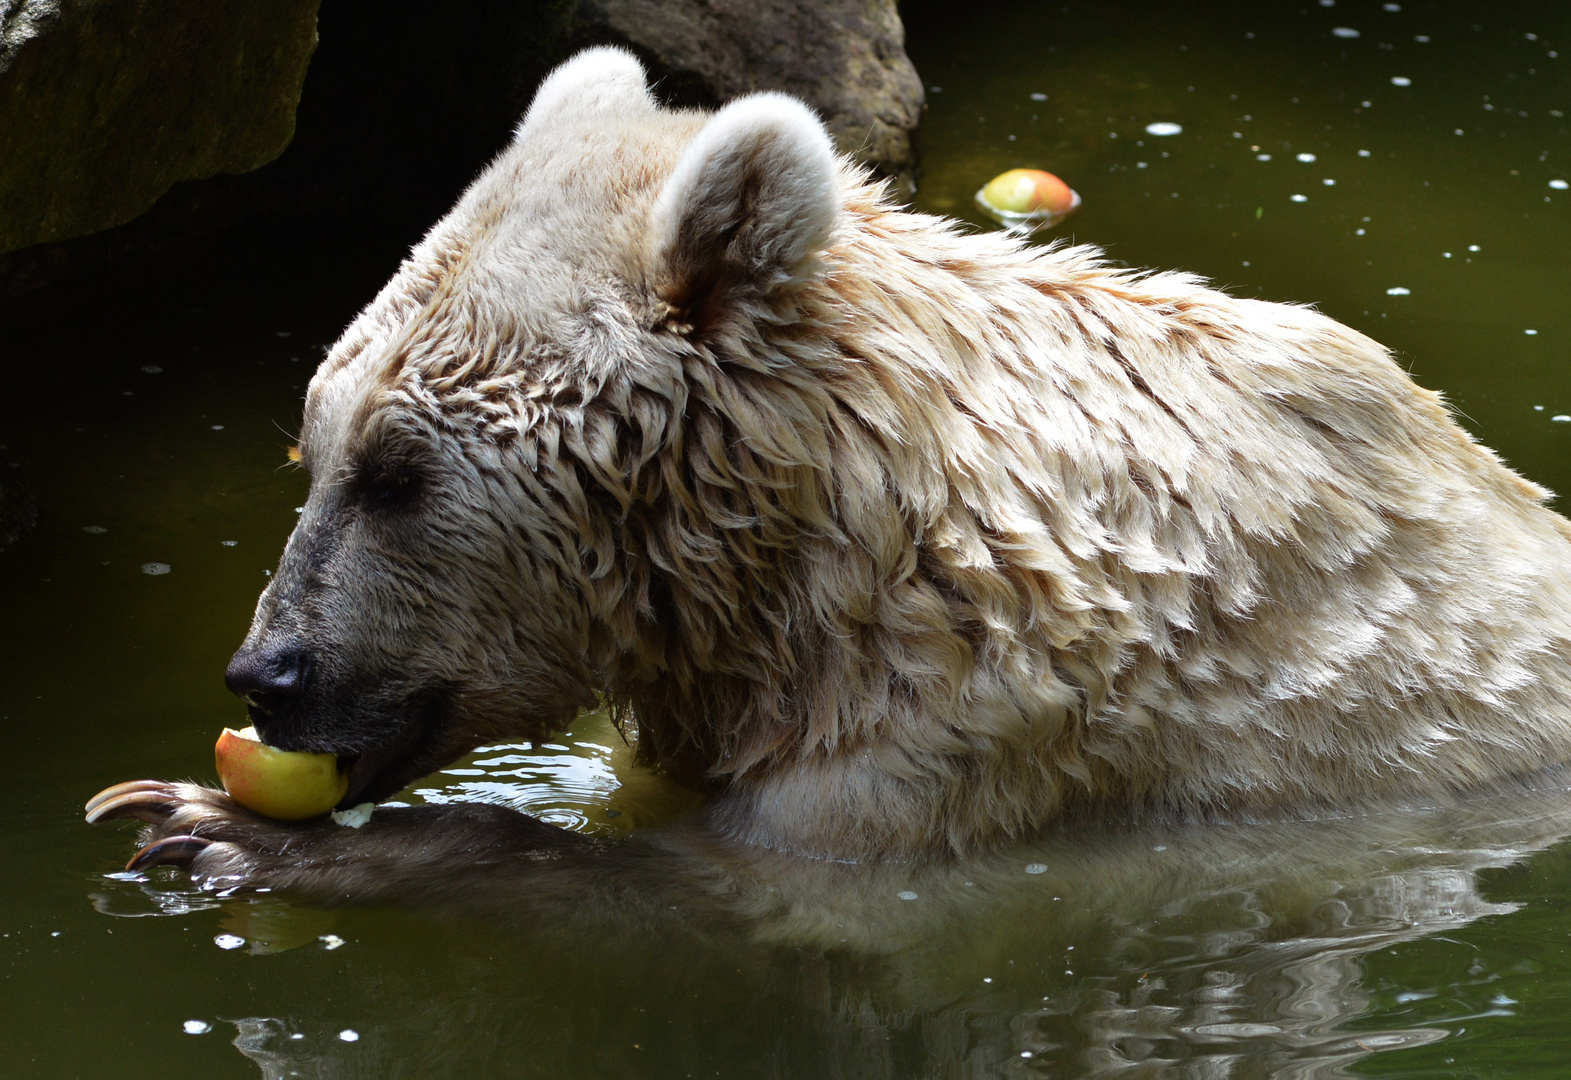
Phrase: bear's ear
[
  {"left": 514, "top": 46, "right": 655, "bottom": 139},
  {"left": 649, "top": 93, "right": 841, "bottom": 330}
]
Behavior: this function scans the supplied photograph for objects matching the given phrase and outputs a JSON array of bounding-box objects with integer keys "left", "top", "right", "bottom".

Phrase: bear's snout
[{"left": 225, "top": 643, "right": 310, "bottom": 718}]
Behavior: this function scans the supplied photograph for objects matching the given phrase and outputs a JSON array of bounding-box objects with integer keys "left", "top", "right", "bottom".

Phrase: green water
[{"left": 2, "top": 2, "right": 1569, "bottom": 1076}]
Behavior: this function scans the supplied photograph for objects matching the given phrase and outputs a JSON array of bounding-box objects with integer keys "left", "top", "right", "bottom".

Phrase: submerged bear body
[{"left": 93, "top": 48, "right": 1571, "bottom": 879}]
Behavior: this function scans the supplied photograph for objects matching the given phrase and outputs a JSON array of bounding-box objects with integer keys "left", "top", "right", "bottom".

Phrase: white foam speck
[
  {"left": 1297, "top": 152, "right": 1317, "bottom": 162},
  {"left": 82, "top": 525, "right": 107, "bottom": 534},
  {"left": 1323, "top": 178, "right": 1336, "bottom": 185},
  {"left": 183, "top": 1020, "right": 211, "bottom": 1035},
  {"left": 1550, "top": 179, "right": 1569, "bottom": 190},
  {"left": 1383, "top": 2, "right": 1401, "bottom": 10},
  {"left": 896, "top": 889, "right": 919, "bottom": 901},
  {"left": 1332, "top": 27, "right": 1360, "bottom": 38},
  {"left": 214, "top": 934, "right": 244, "bottom": 950},
  {"left": 141, "top": 562, "right": 171, "bottom": 575},
  {"left": 1415, "top": 35, "right": 1430, "bottom": 43},
  {"left": 1145, "top": 122, "right": 1182, "bottom": 136},
  {"left": 1257, "top": 153, "right": 1272, "bottom": 161},
  {"left": 140, "top": 365, "right": 163, "bottom": 375},
  {"left": 339, "top": 1029, "right": 360, "bottom": 1043},
  {"left": 211, "top": 425, "right": 224, "bottom": 431},
  {"left": 1030, "top": 92, "right": 1048, "bottom": 101},
  {"left": 1469, "top": 244, "right": 1480, "bottom": 251},
  {"left": 1291, "top": 194, "right": 1309, "bottom": 202},
  {"left": 1526, "top": 329, "right": 1540, "bottom": 336},
  {"left": 1386, "top": 286, "right": 1411, "bottom": 295},
  {"left": 1552, "top": 415, "right": 1570, "bottom": 423},
  {"left": 1358, "top": 149, "right": 1372, "bottom": 157},
  {"left": 1391, "top": 76, "right": 1412, "bottom": 86},
  {"left": 221, "top": 540, "right": 237, "bottom": 547},
  {"left": 1025, "top": 863, "right": 1048, "bottom": 875},
  {"left": 320, "top": 934, "right": 346, "bottom": 950}
]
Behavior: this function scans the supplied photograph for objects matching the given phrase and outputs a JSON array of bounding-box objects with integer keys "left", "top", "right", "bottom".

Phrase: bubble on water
[
  {"left": 1415, "top": 34, "right": 1430, "bottom": 43},
  {"left": 214, "top": 934, "right": 244, "bottom": 950},
  {"left": 82, "top": 525, "right": 107, "bottom": 534},
  {"left": 210, "top": 425, "right": 224, "bottom": 431},
  {"left": 1391, "top": 76, "right": 1412, "bottom": 86},
  {"left": 1291, "top": 194, "right": 1309, "bottom": 202},
  {"left": 1356, "top": 228, "right": 1366, "bottom": 235},
  {"left": 1030, "top": 92, "right": 1047, "bottom": 101},
  {"left": 896, "top": 889, "right": 919, "bottom": 901},
  {"left": 294, "top": 506, "right": 305, "bottom": 514},
  {"left": 1383, "top": 2, "right": 1400, "bottom": 10},
  {"left": 1323, "top": 178, "right": 1336, "bottom": 185},
  {"left": 1469, "top": 244, "right": 1480, "bottom": 251},
  {"left": 1297, "top": 152, "right": 1317, "bottom": 162},
  {"left": 339, "top": 1030, "right": 360, "bottom": 1042},
  {"left": 1527, "top": 329, "right": 1540, "bottom": 336},
  {"left": 1145, "top": 122, "right": 1182, "bottom": 136},
  {"left": 1136, "top": 161, "right": 1148, "bottom": 168},
  {"left": 182, "top": 1020, "right": 211, "bottom": 1035},
  {"left": 319, "top": 934, "right": 346, "bottom": 950},
  {"left": 1554, "top": 415, "right": 1571, "bottom": 423},
  {"left": 221, "top": 540, "right": 237, "bottom": 546},
  {"left": 1025, "top": 862, "right": 1049, "bottom": 874},
  {"left": 1332, "top": 27, "right": 1360, "bottom": 38},
  {"left": 1550, "top": 179, "right": 1569, "bottom": 190},
  {"left": 140, "top": 365, "right": 163, "bottom": 375},
  {"left": 1257, "top": 153, "right": 1272, "bottom": 161},
  {"left": 1386, "top": 286, "right": 1411, "bottom": 295},
  {"left": 275, "top": 331, "right": 292, "bottom": 338},
  {"left": 141, "top": 562, "right": 171, "bottom": 575}
]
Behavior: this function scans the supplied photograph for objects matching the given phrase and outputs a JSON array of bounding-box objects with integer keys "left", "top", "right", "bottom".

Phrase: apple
[
  {"left": 214, "top": 726, "right": 349, "bottom": 820},
  {"left": 977, "top": 168, "right": 1080, "bottom": 218}
]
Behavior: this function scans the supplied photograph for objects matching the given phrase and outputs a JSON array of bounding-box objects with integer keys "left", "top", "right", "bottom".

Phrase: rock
[
  {"left": 0, "top": 0, "right": 321, "bottom": 255},
  {"left": 573, "top": 0, "right": 923, "bottom": 193}
]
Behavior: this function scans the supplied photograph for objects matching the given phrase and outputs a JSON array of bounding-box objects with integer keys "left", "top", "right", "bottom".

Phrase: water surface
[{"left": 2, "top": 2, "right": 1570, "bottom": 1076}]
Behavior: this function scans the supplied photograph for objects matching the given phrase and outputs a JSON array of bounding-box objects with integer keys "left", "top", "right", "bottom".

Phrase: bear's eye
[{"left": 356, "top": 458, "right": 423, "bottom": 511}]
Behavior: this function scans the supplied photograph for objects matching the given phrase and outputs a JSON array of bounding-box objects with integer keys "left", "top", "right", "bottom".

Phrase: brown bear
[{"left": 89, "top": 47, "right": 1571, "bottom": 889}]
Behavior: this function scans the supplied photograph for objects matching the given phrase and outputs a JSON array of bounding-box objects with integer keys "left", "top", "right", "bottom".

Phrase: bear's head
[{"left": 225, "top": 48, "right": 849, "bottom": 805}]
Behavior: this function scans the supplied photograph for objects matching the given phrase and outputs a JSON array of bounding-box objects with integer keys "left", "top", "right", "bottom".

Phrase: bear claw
[
  {"left": 126, "top": 834, "right": 212, "bottom": 872},
  {"left": 84, "top": 780, "right": 180, "bottom": 825}
]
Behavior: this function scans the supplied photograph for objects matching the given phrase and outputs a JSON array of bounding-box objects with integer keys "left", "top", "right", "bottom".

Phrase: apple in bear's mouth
[{"left": 215, "top": 726, "right": 350, "bottom": 820}]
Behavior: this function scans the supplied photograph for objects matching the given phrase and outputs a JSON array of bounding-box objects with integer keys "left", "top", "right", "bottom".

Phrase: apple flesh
[
  {"left": 214, "top": 726, "right": 349, "bottom": 820},
  {"left": 977, "top": 168, "right": 1081, "bottom": 219}
]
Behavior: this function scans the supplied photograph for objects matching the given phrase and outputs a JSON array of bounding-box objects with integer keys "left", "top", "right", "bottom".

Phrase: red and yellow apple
[
  {"left": 214, "top": 726, "right": 348, "bottom": 820},
  {"left": 978, "top": 168, "right": 1080, "bottom": 218}
]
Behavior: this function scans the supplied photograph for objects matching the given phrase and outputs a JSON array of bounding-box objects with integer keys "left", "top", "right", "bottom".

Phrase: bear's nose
[{"left": 225, "top": 645, "right": 310, "bottom": 707}]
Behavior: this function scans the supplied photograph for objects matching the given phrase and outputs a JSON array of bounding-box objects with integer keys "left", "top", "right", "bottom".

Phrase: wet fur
[{"left": 120, "top": 47, "right": 1571, "bottom": 870}]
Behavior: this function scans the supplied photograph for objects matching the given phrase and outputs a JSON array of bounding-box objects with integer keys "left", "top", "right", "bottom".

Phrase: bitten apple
[
  {"left": 977, "top": 168, "right": 1080, "bottom": 219},
  {"left": 214, "top": 726, "right": 349, "bottom": 820}
]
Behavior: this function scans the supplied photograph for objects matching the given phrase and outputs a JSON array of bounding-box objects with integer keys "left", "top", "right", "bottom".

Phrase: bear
[{"left": 89, "top": 47, "right": 1571, "bottom": 891}]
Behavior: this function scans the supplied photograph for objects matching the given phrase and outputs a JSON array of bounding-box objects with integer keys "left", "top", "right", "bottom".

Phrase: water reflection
[{"left": 91, "top": 775, "right": 1571, "bottom": 1079}]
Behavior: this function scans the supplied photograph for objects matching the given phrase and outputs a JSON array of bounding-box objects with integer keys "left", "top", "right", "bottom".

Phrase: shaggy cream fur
[{"left": 298, "top": 47, "right": 1571, "bottom": 860}]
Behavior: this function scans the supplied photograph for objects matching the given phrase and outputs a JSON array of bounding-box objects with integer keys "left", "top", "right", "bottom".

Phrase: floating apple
[
  {"left": 214, "top": 726, "right": 348, "bottom": 820},
  {"left": 976, "top": 168, "right": 1081, "bottom": 227}
]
